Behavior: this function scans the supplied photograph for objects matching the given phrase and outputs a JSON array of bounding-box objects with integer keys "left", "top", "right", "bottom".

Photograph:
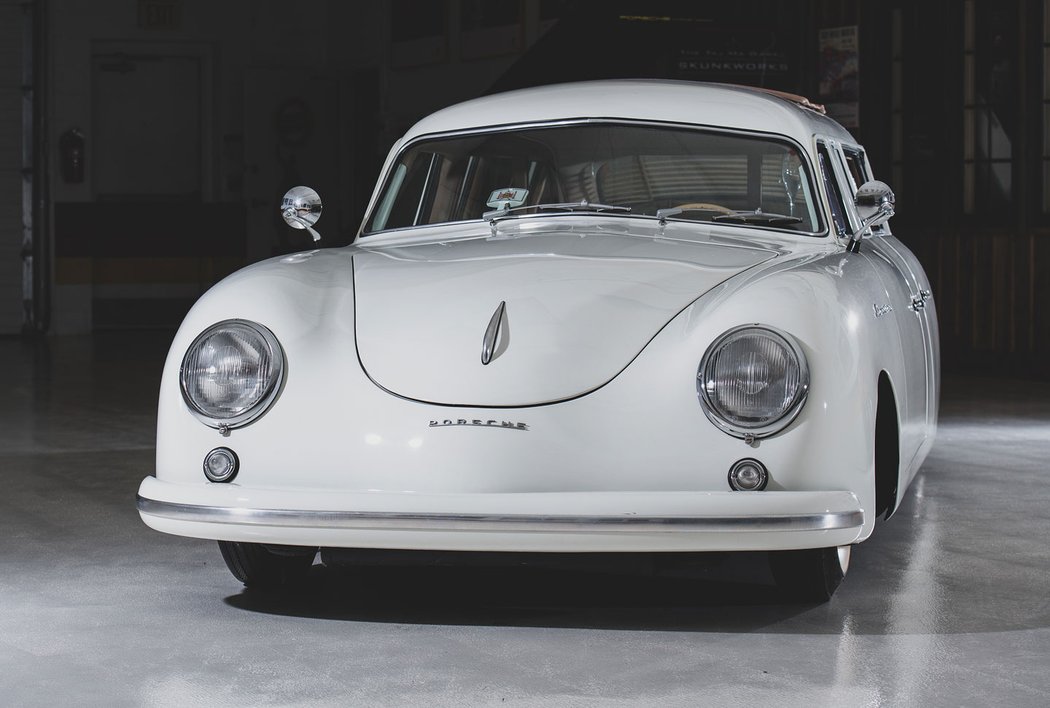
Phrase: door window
[
  {"left": 818, "top": 143, "right": 850, "bottom": 238},
  {"left": 841, "top": 147, "right": 870, "bottom": 191}
]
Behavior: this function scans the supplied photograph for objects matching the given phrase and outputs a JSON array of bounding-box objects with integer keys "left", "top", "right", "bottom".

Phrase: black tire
[
  {"left": 217, "top": 541, "right": 316, "bottom": 587},
  {"left": 769, "top": 545, "right": 851, "bottom": 602}
]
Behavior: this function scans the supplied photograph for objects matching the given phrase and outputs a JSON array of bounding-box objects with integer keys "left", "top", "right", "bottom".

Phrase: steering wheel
[{"left": 672, "top": 202, "right": 735, "bottom": 215}]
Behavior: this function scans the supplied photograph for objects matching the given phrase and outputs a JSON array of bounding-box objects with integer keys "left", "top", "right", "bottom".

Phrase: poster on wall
[
  {"left": 818, "top": 26, "right": 859, "bottom": 128},
  {"left": 675, "top": 29, "right": 793, "bottom": 87}
]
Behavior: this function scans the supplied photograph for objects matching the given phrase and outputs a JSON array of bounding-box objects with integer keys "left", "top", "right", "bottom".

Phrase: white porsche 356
[{"left": 137, "top": 80, "right": 938, "bottom": 601}]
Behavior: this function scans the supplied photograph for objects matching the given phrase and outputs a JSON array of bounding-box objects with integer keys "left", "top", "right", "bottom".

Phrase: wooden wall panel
[
  {"left": 912, "top": 227, "right": 1050, "bottom": 377},
  {"left": 1034, "top": 234, "right": 1050, "bottom": 360}
]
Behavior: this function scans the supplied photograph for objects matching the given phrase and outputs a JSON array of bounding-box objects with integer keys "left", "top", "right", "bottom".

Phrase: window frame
[
  {"left": 361, "top": 119, "right": 829, "bottom": 239},
  {"left": 816, "top": 139, "right": 858, "bottom": 241}
]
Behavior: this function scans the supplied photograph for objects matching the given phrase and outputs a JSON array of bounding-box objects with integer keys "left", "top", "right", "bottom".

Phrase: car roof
[{"left": 402, "top": 79, "right": 857, "bottom": 147}]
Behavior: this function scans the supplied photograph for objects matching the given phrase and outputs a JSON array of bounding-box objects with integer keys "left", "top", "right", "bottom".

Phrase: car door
[
  {"left": 829, "top": 142, "right": 935, "bottom": 472},
  {"left": 847, "top": 148, "right": 939, "bottom": 439}
]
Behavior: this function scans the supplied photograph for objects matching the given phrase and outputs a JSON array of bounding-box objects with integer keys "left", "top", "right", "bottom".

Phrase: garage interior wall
[
  {"left": 885, "top": 0, "right": 1050, "bottom": 377},
  {"left": 31, "top": 0, "right": 1050, "bottom": 377},
  {"left": 45, "top": 0, "right": 541, "bottom": 334},
  {"left": 0, "top": 0, "right": 28, "bottom": 334}
]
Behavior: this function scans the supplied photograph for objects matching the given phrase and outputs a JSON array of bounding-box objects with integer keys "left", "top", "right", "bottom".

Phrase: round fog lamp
[
  {"left": 203, "top": 447, "right": 239, "bottom": 483},
  {"left": 728, "top": 458, "right": 768, "bottom": 491}
]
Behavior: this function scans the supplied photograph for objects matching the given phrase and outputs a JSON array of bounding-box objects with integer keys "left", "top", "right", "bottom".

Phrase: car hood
[{"left": 353, "top": 227, "right": 776, "bottom": 406}]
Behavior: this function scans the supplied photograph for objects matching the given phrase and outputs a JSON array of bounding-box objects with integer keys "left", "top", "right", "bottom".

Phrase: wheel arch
[{"left": 874, "top": 370, "right": 901, "bottom": 519}]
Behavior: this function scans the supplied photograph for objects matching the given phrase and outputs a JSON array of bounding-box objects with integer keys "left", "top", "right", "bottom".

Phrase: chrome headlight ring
[
  {"left": 697, "top": 324, "right": 810, "bottom": 440},
  {"left": 179, "top": 319, "right": 285, "bottom": 430}
]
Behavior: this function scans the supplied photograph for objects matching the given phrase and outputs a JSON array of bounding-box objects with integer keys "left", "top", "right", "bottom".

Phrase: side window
[
  {"left": 841, "top": 148, "right": 870, "bottom": 191},
  {"left": 841, "top": 147, "right": 888, "bottom": 235},
  {"left": 818, "top": 143, "right": 850, "bottom": 238},
  {"left": 367, "top": 152, "right": 435, "bottom": 231}
]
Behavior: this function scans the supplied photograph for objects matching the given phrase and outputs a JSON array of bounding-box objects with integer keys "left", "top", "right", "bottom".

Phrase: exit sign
[{"left": 138, "top": 0, "right": 182, "bottom": 30}]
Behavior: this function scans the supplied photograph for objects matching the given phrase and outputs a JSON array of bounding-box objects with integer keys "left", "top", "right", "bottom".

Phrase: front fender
[{"left": 624, "top": 246, "right": 906, "bottom": 541}]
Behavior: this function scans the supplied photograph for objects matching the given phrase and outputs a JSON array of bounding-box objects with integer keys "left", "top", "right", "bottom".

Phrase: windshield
[{"left": 363, "top": 123, "right": 822, "bottom": 235}]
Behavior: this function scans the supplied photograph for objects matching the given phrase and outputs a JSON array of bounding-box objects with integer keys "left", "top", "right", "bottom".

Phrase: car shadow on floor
[{"left": 224, "top": 551, "right": 822, "bottom": 631}]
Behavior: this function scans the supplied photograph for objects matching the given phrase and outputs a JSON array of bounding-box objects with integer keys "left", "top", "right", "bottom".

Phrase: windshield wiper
[
  {"left": 483, "top": 199, "right": 632, "bottom": 223},
  {"left": 711, "top": 208, "right": 803, "bottom": 226}
]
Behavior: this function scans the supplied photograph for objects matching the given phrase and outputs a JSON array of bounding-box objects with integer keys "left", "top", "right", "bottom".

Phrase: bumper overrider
[{"left": 137, "top": 477, "right": 865, "bottom": 552}]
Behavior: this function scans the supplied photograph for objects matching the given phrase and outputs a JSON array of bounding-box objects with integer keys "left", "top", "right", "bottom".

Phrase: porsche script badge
[{"left": 430, "top": 419, "right": 528, "bottom": 431}]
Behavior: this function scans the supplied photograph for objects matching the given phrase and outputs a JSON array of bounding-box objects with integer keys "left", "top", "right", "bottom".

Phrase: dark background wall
[{"left": 4, "top": 0, "right": 1047, "bottom": 378}]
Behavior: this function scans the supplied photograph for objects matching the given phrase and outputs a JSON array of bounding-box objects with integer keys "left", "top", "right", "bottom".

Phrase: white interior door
[{"left": 92, "top": 52, "right": 202, "bottom": 199}]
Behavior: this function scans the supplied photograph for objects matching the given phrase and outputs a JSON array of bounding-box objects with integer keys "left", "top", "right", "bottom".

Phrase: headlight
[
  {"left": 697, "top": 325, "right": 809, "bottom": 439},
  {"left": 180, "top": 319, "right": 284, "bottom": 429}
]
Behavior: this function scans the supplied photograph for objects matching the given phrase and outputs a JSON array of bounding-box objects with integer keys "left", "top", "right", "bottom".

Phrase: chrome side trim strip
[{"left": 137, "top": 496, "right": 863, "bottom": 534}]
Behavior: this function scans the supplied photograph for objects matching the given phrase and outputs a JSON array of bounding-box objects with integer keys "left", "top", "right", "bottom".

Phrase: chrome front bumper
[
  {"left": 137, "top": 477, "right": 866, "bottom": 552},
  {"left": 137, "top": 496, "right": 861, "bottom": 534}
]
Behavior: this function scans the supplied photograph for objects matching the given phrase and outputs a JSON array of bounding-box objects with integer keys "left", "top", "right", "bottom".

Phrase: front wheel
[
  {"left": 769, "top": 545, "right": 851, "bottom": 602},
  {"left": 217, "top": 541, "right": 317, "bottom": 587}
]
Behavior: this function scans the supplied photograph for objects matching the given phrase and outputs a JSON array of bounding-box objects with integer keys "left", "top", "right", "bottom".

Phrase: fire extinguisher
[{"left": 59, "top": 127, "right": 85, "bottom": 183}]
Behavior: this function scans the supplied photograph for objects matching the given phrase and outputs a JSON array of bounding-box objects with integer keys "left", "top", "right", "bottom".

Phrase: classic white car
[{"left": 137, "top": 80, "right": 939, "bottom": 601}]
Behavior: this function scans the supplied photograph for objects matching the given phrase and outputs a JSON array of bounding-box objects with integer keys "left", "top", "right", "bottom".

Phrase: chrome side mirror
[
  {"left": 281, "top": 186, "right": 323, "bottom": 242},
  {"left": 848, "top": 180, "right": 895, "bottom": 253}
]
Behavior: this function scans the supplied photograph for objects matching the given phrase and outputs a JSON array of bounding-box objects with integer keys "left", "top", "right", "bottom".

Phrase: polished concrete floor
[{"left": 1, "top": 332, "right": 1048, "bottom": 707}]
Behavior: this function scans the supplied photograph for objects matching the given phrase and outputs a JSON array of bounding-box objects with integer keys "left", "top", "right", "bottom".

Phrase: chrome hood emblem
[{"left": 481, "top": 300, "right": 506, "bottom": 365}]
